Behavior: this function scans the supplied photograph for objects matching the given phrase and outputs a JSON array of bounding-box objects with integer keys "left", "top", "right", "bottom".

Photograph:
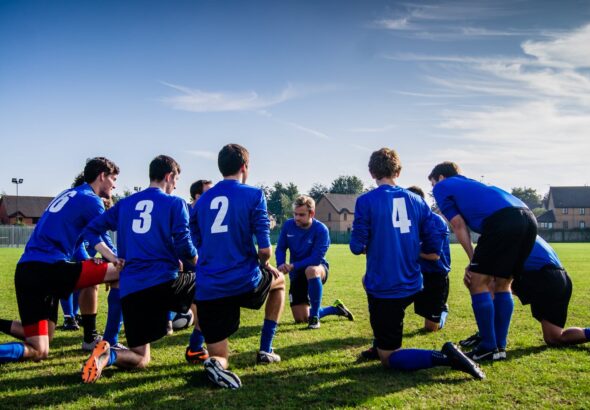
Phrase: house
[
  {"left": 0, "top": 195, "right": 53, "bottom": 225},
  {"left": 315, "top": 193, "right": 358, "bottom": 232},
  {"left": 541, "top": 186, "right": 590, "bottom": 229}
]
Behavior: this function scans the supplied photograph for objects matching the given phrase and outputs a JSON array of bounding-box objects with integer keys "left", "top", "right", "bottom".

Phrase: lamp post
[
  {"left": 134, "top": 186, "right": 142, "bottom": 192},
  {"left": 11, "top": 178, "right": 23, "bottom": 224}
]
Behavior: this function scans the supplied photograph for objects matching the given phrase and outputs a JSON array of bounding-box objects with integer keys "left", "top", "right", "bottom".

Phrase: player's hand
[
  {"left": 463, "top": 266, "right": 472, "bottom": 288},
  {"left": 266, "top": 265, "right": 282, "bottom": 279},
  {"left": 113, "top": 258, "right": 125, "bottom": 270},
  {"left": 277, "top": 264, "right": 288, "bottom": 273},
  {"left": 92, "top": 257, "right": 104, "bottom": 264},
  {"left": 178, "top": 259, "right": 184, "bottom": 272}
]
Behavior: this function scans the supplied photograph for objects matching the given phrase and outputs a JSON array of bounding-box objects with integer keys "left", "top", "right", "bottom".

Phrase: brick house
[
  {"left": 0, "top": 195, "right": 53, "bottom": 225},
  {"left": 315, "top": 193, "right": 358, "bottom": 232},
  {"left": 538, "top": 186, "right": 590, "bottom": 230}
]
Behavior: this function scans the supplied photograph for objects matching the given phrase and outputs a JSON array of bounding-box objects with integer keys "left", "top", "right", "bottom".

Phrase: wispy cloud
[
  {"left": 187, "top": 150, "right": 216, "bottom": 160},
  {"left": 348, "top": 124, "right": 396, "bottom": 133},
  {"left": 283, "top": 121, "right": 330, "bottom": 140}
]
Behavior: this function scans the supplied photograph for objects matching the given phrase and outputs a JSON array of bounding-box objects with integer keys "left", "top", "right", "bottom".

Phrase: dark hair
[
  {"left": 407, "top": 185, "right": 425, "bottom": 198},
  {"left": 149, "top": 155, "right": 181, "bottom": 181},
  {"left": 218, "top": 144, "right": 249, "bottom": 177},
  {"left": 84, "top": 157, "right": 119, "bottom": 184},
  {"left": 428, "top": 162, "right": 461, "bottom": 181},
  {"left": 72, "top": 172, "right": 86, "bottom": 188},
  {"left": 368, "top": 148, "right": 402, "bottom": 180},
  {"left": 190, "top": 180, "right": 212, "bottom": 200}
]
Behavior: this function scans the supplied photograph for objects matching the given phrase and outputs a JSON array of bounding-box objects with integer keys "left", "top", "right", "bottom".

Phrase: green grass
[{"left": 1, "top": 244, "right": 589, "bottom": 409}]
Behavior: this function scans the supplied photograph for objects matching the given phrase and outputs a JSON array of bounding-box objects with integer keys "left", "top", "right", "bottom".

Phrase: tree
[
  {"left": 267, "top": 182, "right": 300, "bottom": 224},
  {"left": 329, "top": 175, "right": 364, "bottom": 195},
  {"left": 308, "top": 183, "right": 329, "bottom": 202},
  {"left": 111, "top": 188, "right": 133, "bottom": 204},
  {"left": 511, "top": 187, "right": 542, "bottom": 210}
]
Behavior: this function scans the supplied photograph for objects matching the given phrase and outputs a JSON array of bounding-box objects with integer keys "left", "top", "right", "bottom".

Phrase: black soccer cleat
[
  {"left": 441, "top": 342, "right": 485, "bottom": 380},
  {"left": 359, "top": 346, "right": 379, "bottom": 361},
  {"left": 333, "top": 299, "right": 354, "bottom": 321},
  {"left": 62, "top": 316, "right": 80, "bottom": 331},
  {"left": 459, "top": 332, "right": 482, "bottom": 349},
  {"left": 465, "top": 344, "right": 502, "bottom": 362}
]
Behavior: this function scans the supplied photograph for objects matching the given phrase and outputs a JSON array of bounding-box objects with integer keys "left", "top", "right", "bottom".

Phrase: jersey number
[
  {"left": 392, "top": 197, "right": 412, "bottom": 233},
  {"left": 210, "top": 196, "right": 229, "bottom": 233},
  {"left": 48, "top": 191, "right": 77, "bottom": 213},
  {"left": 132, "top": 200, "right": 154, "bottom": 234}
]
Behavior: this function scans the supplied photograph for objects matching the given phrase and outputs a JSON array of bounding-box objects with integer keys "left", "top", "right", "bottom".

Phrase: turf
[{"left": 1, "top": 244, "right": 589, "bottom": 409}]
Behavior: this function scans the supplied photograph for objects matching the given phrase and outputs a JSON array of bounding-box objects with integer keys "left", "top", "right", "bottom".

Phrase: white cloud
[
  {"left": 348, "top": 124, "right": 396, "bottom": 133},
  {"left": 284, "top": 121, "right": 330, "bottom": 140},
  {"left": 523, "top": 24, "right": 590, "bottom": 68}
]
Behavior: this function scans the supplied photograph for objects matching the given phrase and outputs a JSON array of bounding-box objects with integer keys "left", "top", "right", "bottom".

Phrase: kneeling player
[{"left": 80, "top": 155, "right": 197, "bottom": 383}]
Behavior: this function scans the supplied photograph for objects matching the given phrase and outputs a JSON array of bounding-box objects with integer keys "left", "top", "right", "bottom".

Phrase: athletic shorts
[
  {"left": 121, "top": 271, "right": 195, "bottom": 348},
  {"left": 512, "top": 266, "right": 572, "bottom": 328},
  {"left": 470, "top": 207, "right": 537, "bottom": 279},
  {"left": 289, "top": 264, "right": 329, "bottom": 306},
  {"left": 195, "top": 267, "right": 273, "bottom": 344},
  {"left": 367, "top": 293, "right": 415, "bottom": 351},
  {"left": 414, "top": 272, "right": 449, "bottom": 322}
]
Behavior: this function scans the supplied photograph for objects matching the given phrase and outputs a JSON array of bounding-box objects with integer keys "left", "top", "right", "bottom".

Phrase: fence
[{"left": 0, "top": 225, "right": 35, "bottom": 247}]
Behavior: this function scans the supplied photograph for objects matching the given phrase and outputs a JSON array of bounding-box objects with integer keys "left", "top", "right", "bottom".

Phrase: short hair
[
  {"left": 190, "top": 179, "right": 212, "bottom": 200},
  {"left": 72, "top": 172, "right": 86, "bottom": 188},
  {"left": 84, "top": 157, "right": 119, "bottom": 184},
  {"left": 218, "top": 144, "right": 249, "bottom": 177},
  {"left": 293, "top": 195, "right": 315, "bottom": 212},
  {"left": 428, "top": 162, "right": 461, "bottom": 181},
  {"left": 149, "top": 155, "right": 181, "bottom": 182},
  {"left": 407, "top": 185, "right": 425, "bottom": 198},
  {"left": 368, "top": 148, "right": 402, "bottom": 180}
]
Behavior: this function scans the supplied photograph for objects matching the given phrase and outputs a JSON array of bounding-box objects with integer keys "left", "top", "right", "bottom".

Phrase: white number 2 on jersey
[
  {"left": 392, "top": 197, "right": 412, "bottom": 233},
  {"left": 132, "top": 200, "right": 154, "bottom": 234},
  {"left": 210, "top": 196, "right": 229, "bottom": 233}
]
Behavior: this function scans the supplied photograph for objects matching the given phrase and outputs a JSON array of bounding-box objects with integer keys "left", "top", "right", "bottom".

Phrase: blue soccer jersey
[
  {"left": 20, "top": 183, "right": 105, "bottom": 264},
  {"left": 275, "top": 218, "right": 330, "bottom": 280},
  {"left": 432, "top": 175, "right": 526, "bottom": 233},
  {"left": 419, "top": 212, "right": 451, "bottom": 276},
  {"left": 350, "top": 185, "right": 434, "bottom": 299},
  {"left": 84, "top": 187, "right": 196, "bottom": 298},
  {"left": 523, "top": 236, "right": 562, "bottom": 271},
  {"left": 73, "top": 233, "right": 117, "bottom": 262},
  {"left": 191, "top": 179, "right": 270, "bottom": 301}
]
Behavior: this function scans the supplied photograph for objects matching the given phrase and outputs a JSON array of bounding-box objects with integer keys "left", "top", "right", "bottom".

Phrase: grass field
[{"left": 1, "top": 244, "right": 589, "bottom": 409}]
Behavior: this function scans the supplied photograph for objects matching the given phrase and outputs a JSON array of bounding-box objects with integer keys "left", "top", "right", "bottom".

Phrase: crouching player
[
  {"left": 80, "top": 155, "right": 197, "bottom": 383},
  {"left": 276, "top": 195, "right": 354, "bottom": 329},
  {"left": 351, "top": 148, "right": 483, "bottom": 380},
  {"left": 0, "top": 157, "right": 123, "bottom": 364}
]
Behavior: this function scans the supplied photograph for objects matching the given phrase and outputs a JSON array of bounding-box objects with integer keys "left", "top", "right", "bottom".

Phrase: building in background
[{"left": 0, "top": 195, "right": 53, "bottom": 225}]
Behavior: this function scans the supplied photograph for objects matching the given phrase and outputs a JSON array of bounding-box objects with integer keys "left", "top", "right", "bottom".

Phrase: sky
[{"left": 1, "top": 0, "right": 589, "bottom": 201}]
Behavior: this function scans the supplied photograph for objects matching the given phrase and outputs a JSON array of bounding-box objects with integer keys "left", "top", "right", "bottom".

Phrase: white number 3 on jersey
[
  {"left": 132, "top": 200, "right": 154, "bottom": 234},
  {"left": 392, "top": 197, "right": 412, "bottom": 233}
]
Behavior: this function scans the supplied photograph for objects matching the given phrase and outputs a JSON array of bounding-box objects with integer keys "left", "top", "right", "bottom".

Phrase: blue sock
[
  {"left": 107, "top": 349, "right": 117, "bottom": 367},
  {"left": 471, "top": 292, "right": 497, "bottom": 350},
  {"left": 584, "top": 328, "right": 590, "bottom": 341},
  {"left": 60, "top": 294, "right": 74, "bottom": 317},
  {"left": 439, "top": 310, "right": 448, "bottom": 329},
  {"left": 73, "top": 290, "right": 80, "bottom": 316},
  {"left": 388, "top": 349, "right": 436, "bottom": 371},
  {"left": 259, "top": 319, "right": 278, "bottom": 353},
  {"left": 189, "top": 328, "right": 205, "bottom": 351},
  {"left": 168, "top": 311, "right": 175, "bottom": 321},
  {"left": 103, "top": 288, "right": 122, "bottom": 345},
  {"left": 319, "top": 306, "right": 339, "bottom": 318},
  {"left": 493, "top": 291, "right": 514, "bottom": 349},
  {"left": 0, "top": 342, "right": 25, "bottom": 364},
  {"left": 307, "top": 277, "right": 323, "bottom": 319}
]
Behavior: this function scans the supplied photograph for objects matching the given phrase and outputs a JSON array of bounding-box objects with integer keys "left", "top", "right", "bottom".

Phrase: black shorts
[
  {"left": 470, "top": 207, "right": 537, "bottom": 279},
  {"left": 121, "top": 271, "right": 195, "bottom": 348},
  {"left": 289, "top": 264, "right": 329, "bottom": 306},
  {"left": 196, "top": 267, "right": 273, "bottom": 344},
  {"left": 15, "top": 261, "right": 83, "bottom": 327},
  {"left": 414, "top": 272, "right": 449, "bottom": 322},
  {"left": 512, "top": 266, "right": 572, "bottom": 328},
  {"left": 367, "top": 293, "right": 415, "bottom": 351}
]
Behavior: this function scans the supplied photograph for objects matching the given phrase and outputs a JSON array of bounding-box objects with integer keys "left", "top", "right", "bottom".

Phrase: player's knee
[
  {"left": 424, "top": 321, "right": 439, "bottom": 332},
  {"left": 137, "top": 355, "right": 151, "bottom": 368},
  {"left": 292, "top": 312, "right": 308, "bottom": 323},
  {"left": 543, "top": 334, "right": 562, "bottom": 346},
  {"left": 305, "top": 266, "right": 321, "bottom": 279}
]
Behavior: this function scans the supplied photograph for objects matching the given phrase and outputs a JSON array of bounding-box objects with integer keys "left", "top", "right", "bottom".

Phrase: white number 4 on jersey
[{"left": 392, "top": 197, "right": 412, "bottom": 233}]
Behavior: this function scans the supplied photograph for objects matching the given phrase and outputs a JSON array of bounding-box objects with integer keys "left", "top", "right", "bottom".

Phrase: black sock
[
  {"left": 81, "top": 314, "right": 97, "bottom": 342},
  {"left": 0, "top": 319, "right": 13, "bottom": 336}
]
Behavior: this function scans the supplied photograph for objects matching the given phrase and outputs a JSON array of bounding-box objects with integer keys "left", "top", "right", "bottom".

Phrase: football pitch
[{"left": 1, "top": 244, "right": 589, "bottom": 409}]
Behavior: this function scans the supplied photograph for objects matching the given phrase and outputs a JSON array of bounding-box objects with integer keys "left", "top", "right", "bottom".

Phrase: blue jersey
[
  {"left": 432, "top": 175, "right": 526, "bottom": 233},
  {"left": 20, "top": 183, "right": 105, "bottom": 264},
  {"left": 350, "top": 185, "right": 434, "bottom": 299},
  {"left": 419, "top": 213, "right": 451, "bottom": 276},
  {"left": 191, "top": 179, "right": 270, "bottom": 301},
  {"left": 84, "top": 187, "right": 196, "bottom": 298},
  {"left": 73, "top": 233, "right": 117, "bottom": 262},
  {"left": 523, "top": 236, "right": 562, "bottom": 271},
  {"left": 275, "top": 218, "right": 330, "bottom": 280}
]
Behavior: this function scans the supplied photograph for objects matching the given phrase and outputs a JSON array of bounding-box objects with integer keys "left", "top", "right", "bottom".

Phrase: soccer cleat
[
  {"left": 75, "top": 314, "right": 83, "bottom": 327},
  {"left": 359, "top": 346, "right": 379, "bottom": 360},
  {"left": 204, "top": 358, "right": 242, "bottom": 389},
  {"left": 81, "top": 340, "right": 111, "bottom": 383},
  {"left": 333, "top": 299, "right": 354, "bottom": 321},
  {"left": 441, "top": 342, "right": 485, "bottom": 380},
  {"left": 496, "top": 348, "right": 507, "bottom": 360},
  {"left": 307, "top": 316, "right": 320, "bottom": 329},
  {"left": 466, "top": 344, "right": 501, "bottom": 362},
  {"left": 185, "top": 346, "right": 209, "bottom": 364},
  {"left": 111, "top": 342, "right": 129, "bottom": 351},
  {"left": 256, "top": 350, "right": 281, "bottom": 364},
  {"left": 62, "top": 316, "right": 80, "bottom": 331},
  {"left": 459, "top": 332, "right": 481, "bottom": 349},
  {"left": 81, "top": 333, "right": 103, "bottom": 352}
]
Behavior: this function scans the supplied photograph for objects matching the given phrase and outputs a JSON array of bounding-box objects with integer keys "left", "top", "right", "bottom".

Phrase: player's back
[
  {"left": 192, "top": 179, "right": 270, "bottom": 300},
  {"left": 419, "top": 212, "right": 451, "bottom": 275},
  {"left": 523, "top": 236, "right": 562, "bottom": 271}
]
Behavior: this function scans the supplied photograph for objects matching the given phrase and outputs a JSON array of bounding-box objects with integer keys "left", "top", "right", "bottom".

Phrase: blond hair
[{"left": 293, "top": 195, "right": 315, "bottom": 211}]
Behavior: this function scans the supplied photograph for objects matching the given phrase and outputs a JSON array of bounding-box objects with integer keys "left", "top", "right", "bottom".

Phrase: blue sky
[{"left": 1, "top": 0, "right": 589, "bottom": 201}]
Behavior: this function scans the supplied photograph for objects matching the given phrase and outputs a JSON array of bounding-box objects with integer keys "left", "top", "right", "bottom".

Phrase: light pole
[
  {"left": 11, "top": 178, "right": 23, "bottom": 224},
  {"left": 134, "top": 186, "right": 142, "bottom": 192}
]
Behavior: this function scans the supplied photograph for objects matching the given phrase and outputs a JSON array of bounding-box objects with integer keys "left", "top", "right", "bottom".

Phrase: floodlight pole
[{"left": 11, "top": 178, "right": 23, "bottom": 224}]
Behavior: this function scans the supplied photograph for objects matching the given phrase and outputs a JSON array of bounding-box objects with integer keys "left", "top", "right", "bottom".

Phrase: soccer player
[
  {"left": 0, "top": 157, "right": 123, "bottom": 364},
  {"left": 80, "top": 155, "right": 197, "bottom": 383},
  {"left": 351, "top": 148, "right": 483, "bottom": 380},
  {"left": 276, "top": 195, "right": 354, "bottom": 329},
  {"left": 429, "top": 161, "right": 537, "bottom": 361},
  {"left": 190, "top": 179, "right": 213, "bottom": 208},
  {"left": 191, "top": 143, "right": 285, "bottom": 389},
  {"left": 407, "top": 186, "right": 451, "bottom": 332}
]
